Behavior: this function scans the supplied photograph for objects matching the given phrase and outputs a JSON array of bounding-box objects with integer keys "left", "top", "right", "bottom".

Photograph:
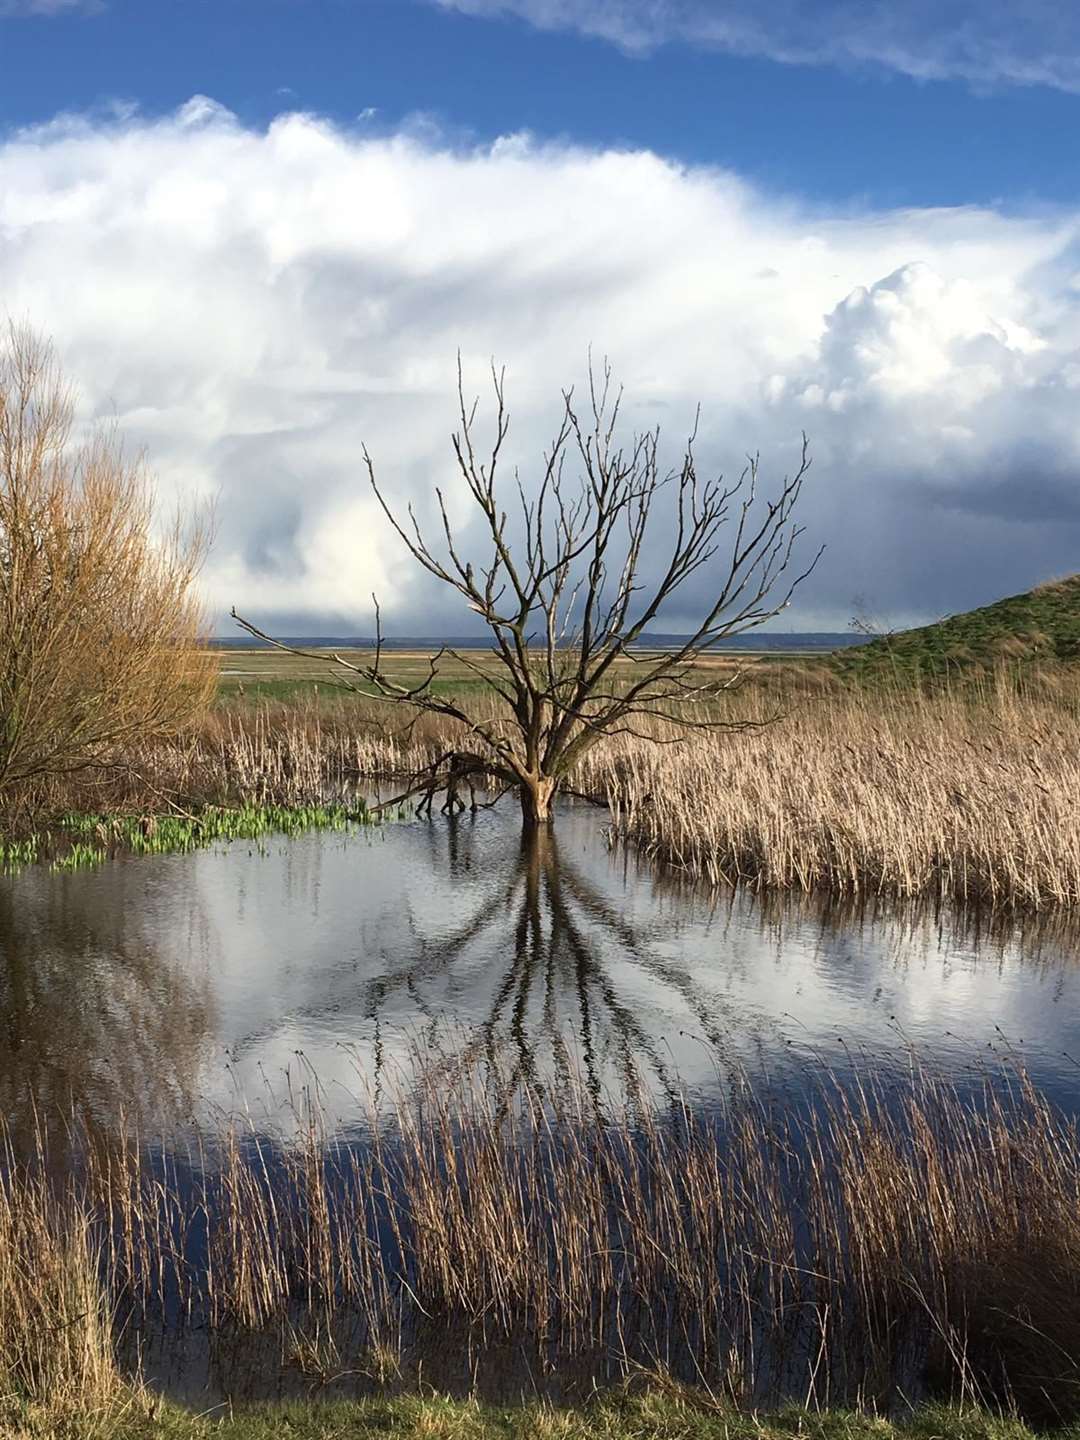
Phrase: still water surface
[{"left": 3, "top": 801, "right": 1080, "bottom": 1134}]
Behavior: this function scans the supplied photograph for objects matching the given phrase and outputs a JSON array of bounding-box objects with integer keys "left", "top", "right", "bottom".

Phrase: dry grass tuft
[{"left": 0, "top": 1154, "right": 159, "bottom": 1437}]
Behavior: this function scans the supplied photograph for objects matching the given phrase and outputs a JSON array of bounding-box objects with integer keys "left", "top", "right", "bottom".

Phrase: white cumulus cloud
[{"left": 2, "top": 98, "right": 1080, "bottom": 633}]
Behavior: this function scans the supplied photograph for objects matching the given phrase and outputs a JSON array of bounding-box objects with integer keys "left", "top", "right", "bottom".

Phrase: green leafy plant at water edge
[
  {"left": 62, "top": 801, "right": 376, "bottom": 848},
  {"left": 50, "top": 841, "right": 108, "bottom": 874},
  {"left": 2, "top": 803, "right": 385, "bottom": 874},
  {"left": 0, "top": 835, "right": 40, "bottom": 875}
]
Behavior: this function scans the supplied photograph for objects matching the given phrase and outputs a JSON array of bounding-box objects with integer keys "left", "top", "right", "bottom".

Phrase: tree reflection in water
[
  {"left": 0, "top": 877, "right": 212, "bottom": 1149},
  {"left": 360, "top": 815, "right": 739, "bottom": 1108}
]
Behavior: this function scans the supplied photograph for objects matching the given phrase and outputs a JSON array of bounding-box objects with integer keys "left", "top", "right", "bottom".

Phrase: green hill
[{"left": 836, "top": 575, "right": 1080, "bottom": 681}]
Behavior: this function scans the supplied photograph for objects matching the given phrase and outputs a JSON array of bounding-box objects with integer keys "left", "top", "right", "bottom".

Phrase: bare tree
[
  {"left": 0, "top": 326, "right": 217, "bottom": 809},
  {"left": 235, "top": 359, "right": 820, "bottom": 827}
]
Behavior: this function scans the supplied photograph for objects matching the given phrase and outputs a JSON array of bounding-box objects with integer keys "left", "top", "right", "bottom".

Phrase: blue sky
[
  {"left": 3, "top": 0, "right": 1079, "bottom": 210},
  {"left": 1, "top": 1, "right": 1079, "bottom": 633}
]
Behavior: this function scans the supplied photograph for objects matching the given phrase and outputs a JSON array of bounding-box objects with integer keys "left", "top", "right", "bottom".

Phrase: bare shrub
[{"left": 0, "top": 325, "right": 216, "bottom": 813}]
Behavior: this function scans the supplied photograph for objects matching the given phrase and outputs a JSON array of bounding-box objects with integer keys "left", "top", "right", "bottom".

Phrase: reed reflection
[{"left": 0, "top": 875, "right": 212, "bottom": 1144}]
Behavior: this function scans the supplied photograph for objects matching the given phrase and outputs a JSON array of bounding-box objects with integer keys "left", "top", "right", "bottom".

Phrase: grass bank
[
  {"left": 836, "top": 576, "right": 1080, "bottom": 683},
  {"left": 0, "top": 1389, "right": 1059, "bottom": 1440}
]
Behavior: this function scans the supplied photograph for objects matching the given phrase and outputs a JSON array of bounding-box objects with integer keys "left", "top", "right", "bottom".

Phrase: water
[
  {"left": 6, "top": 802, "right": 1080, "bottom": 1412},
  {"left": 3, "top": 799, "right": 1080, "bottom": 1136}
]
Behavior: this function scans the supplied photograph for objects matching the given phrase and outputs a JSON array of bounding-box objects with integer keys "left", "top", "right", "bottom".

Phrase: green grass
[
  {"left": 215, "top": 674, "right": 499, "bottom": 704},
  {"left": 2, "top": 1391, "right": 1059, "bottom": 1440},
  {"left": 212, "top": 647, "right": 755, "bottom": 707},
  {"left": 214, "top": 648, "right": 506, "bottom": 707},
  {"left": 837, "top": 575, "right": 1080, "bottom": 683},
  {"left": 215, "top": 677, "right": 355, "bottom": 703}
]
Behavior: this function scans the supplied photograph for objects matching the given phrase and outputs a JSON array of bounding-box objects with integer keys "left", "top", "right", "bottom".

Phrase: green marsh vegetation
[
  {"left": 0, "top": 836, "right": 38, "bottom": 873},
  {"left": 58, "top": 801, "right": 378, "bottom": 861},
  {"left": 0, "top": 803, "right": 383, "bottom": 875}
]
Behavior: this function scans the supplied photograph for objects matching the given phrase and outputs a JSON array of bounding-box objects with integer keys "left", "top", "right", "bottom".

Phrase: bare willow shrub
[{"left": 0, "top": 326, "right": 216, "bottom": 809}]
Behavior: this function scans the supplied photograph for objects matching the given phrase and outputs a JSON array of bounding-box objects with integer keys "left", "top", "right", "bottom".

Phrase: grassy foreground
[{"left": 0, "top": 1390, "right": 1057, "bottom": 1440}]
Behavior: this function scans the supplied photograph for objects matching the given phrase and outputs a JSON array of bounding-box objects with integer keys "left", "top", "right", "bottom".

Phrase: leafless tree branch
[{"left": 235, "top": 356, "right": 821, "bottom": 826}]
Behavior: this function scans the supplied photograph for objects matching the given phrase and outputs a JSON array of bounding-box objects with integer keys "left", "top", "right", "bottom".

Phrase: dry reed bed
[
  {"left": 17, "top": 674, "right": 1080, "bottom": 911},
  {"left": 177, "top": 681, "right": 1080, "bottom": 914},
  {"left": 4, "top": 1058, "right": 1080, "bottom": 1422},
  {"left": 588, "top": 682, "right": 1080, "bottom": 910},
  {"left": 15, "top": 700, "right": 447, "bottom": 817}
]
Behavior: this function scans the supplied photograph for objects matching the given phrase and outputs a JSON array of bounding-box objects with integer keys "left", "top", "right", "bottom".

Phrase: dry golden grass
[
  {"left": 4, "top": 1053, "right": 1080, "bottom": 1424},
  {"left": 14, "top": 661, "right": 1080, "bottom": 912},
  {"left": 587, "top": 673, "right": 1080, "bottom": 911}
]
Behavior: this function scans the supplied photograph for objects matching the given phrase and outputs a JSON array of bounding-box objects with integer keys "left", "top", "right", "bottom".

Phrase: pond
[
  {"left": 3, "top": 799, "right": 1080, "bottom": 1135},
  {"left": 5, "top": 800, "right": 1080, "bottom": 1415}
]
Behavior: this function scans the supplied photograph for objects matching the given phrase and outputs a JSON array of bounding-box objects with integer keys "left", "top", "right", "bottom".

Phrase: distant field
[
  {"left": 213, "top": 581, "right": 1080, "bottom": 700},
  {"left": 212, "top": 644, "right": 815, "bottom": 703}
]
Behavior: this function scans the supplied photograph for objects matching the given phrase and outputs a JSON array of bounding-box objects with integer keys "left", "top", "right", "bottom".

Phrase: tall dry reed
[
  {"left": 4, "top": 1054, "right": 1080, "bottom": 1422},
  {"left": 588, "top": 674, "right": 1080, "bottom": 910},
  {"left": 0, "top": 1151, "right": 127, "bottom": 1428}
]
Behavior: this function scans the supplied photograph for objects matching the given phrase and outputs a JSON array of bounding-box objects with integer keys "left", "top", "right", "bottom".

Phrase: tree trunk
[{"left": 519, "top": 773, "right": 557, "bottom": 828}]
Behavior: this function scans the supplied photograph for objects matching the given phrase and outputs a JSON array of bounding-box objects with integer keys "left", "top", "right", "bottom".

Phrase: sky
[{"left": 1, "top": 1, "right": 1079, "bottom": 635}]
